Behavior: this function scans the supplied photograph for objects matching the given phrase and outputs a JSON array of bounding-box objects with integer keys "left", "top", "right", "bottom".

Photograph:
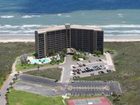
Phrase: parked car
[{"left": 72, "top": 66, "right": 76, "bottom": 68}]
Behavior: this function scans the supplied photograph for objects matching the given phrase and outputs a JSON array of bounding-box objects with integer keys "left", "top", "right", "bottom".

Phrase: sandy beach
[
  {"left": 0, "top": 35, "right": 140, "bottom": 43},
  {"left": 0, "top": 35, "right": 34, "bottom": 43},
  {"left": 104, "top": 36, "right": 140, "bottom": 42}
]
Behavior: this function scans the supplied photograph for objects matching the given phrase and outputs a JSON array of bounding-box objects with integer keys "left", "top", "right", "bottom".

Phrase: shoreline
[{"left": 0, "top": 35, "right": 140, "bottom": 43}]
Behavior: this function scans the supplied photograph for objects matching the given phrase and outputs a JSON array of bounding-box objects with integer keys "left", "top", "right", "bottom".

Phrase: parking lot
[
  {"left": 14, "top": 81, "right": 65, "bottom": 96},
  {"left": 19, "top": 74, "right": 62, "bottom": 87},
  {"left": 71, "top": 62, "right": 113, "bottom": 79},
  {"left": 14, "top": 74, "right": 67, "bottom": 96},
  {"left": 60, "top": 53, "right": 115, "bottom": 82},
  {"left": 15, "top": 74, "right": 122, "bottom": 96},
  {"left": 67, "top": 81, "right": 122, "bottom": 96}
]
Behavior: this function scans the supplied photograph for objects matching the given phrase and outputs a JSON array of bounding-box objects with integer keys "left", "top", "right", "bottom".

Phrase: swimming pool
[{"left": 29, "top": 58, "right": 51, "bottom": 64}]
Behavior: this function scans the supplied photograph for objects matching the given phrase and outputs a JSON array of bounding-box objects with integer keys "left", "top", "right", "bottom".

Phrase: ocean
[{"left": 0, "top": 0, "right": 140, "bottom": 39}]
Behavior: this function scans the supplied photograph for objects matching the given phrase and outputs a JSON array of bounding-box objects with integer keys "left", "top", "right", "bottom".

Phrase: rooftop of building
[{"left": 36, "top": 24, "right": 103, "bottom": 34}]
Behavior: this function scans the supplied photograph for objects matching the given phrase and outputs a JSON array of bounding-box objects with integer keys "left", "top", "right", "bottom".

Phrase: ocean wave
[
  {"left": 0, "top": 25, "right": 19, "bottom": 29},
  {"left": 0, "top": 24, "right": 48, "bottom": 35},
  {"left": 117, "top": 13, "right": 123, "bottom": 18},
  {"left": 57, "top": 14, "right": 62, "bottom": 16},
  {"left": 0, "top": 24, "right": 47, "bottom": 29},
  {"left": 0, "top": 24, "right": 140, "bottom": 36},
  {"left": 0, "top": 15, "right": 14, "bottom": 19},
  {"left": 21, "top": 15, "right": 41, "bottom": 18},
  {"left": 21, "top": 25, "right": 42, "bottom": 28},
  {"left": 1, "top": 24, "right": 140, "bottom": 29}
]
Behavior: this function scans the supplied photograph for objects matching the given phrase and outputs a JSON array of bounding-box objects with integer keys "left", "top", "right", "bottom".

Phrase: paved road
[
  {"left": 60, "top": 55, "right": 77, "bottom": 83},
  {"left": 0, "top": 59, "right": 17, "bottom": 105}
]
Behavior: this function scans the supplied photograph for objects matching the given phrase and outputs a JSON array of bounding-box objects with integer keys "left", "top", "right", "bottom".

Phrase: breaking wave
[
  {"left": 0, "top": 15, "right": 14, "bottom": 19},
  {"left": 0, "top": 24, "right": 140, "bottom": 36},
  {"left": 21, "top": 15, "right": 41, "bottom": 18}
]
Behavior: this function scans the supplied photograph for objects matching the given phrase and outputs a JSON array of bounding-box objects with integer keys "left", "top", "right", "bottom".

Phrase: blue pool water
[{"left": 30, "top": 58, "right": 51, "bottom": 64}]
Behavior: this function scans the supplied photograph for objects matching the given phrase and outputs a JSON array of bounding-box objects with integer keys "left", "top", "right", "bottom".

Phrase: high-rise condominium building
[{"left": 35, "top": 24, "right": 104, "bottom": 58}]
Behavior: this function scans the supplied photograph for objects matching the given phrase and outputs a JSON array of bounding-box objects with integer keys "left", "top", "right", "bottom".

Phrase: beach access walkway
[{"left": 104, "top": 52, "right": 116, "bottom": 71}]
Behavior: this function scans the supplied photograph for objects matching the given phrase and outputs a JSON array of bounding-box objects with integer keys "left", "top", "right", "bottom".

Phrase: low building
[{"left": 35, "top": 24, "right": 104, "bottom": 58}]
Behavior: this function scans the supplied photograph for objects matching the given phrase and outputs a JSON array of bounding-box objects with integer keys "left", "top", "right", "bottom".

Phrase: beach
[
  {"left": 0, "top": 35, "right": 140, "bottom": 43},
  {"left": 104, "top": 36, "right": 140, "bottom": 42},
  {"left": 0, "top": 35, "right": 34, "bottom": 43}
]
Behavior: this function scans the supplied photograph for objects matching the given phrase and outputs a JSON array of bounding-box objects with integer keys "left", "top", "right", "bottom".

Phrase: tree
[
  {"left": 49, "top": 49, "right": 56, "bottom": 56},
  {"left": 33, "top": 52, "right": 38, "bottom": 58},
  {"left": 112, "top": 92, "right": 121, "bottom": 104},
  {"left": 93, "top": 50, "right": 102, "bottom": 57},
  {"left": 62, "top": 48, "right": 67, "bottom": 54},
  {"left": 50, "top": 57, "right": 57, "bottom": 65}
]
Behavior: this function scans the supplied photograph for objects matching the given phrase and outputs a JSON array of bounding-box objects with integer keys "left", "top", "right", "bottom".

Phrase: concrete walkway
[
  {"left": 0, "top": 58, "right": 18, "bottom": 105},
  {"left": 104, "top": 52, "right": 116, "bottom": 71}
]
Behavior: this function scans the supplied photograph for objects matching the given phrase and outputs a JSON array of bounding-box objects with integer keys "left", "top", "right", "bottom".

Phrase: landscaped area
[
  {"left": 0, "top": 42, "right": 140, "bottom": 105},
  {"left": 7, "top": 89, "right": 64, "bottom": 105},
  {"left": 15, "top": 52, "right": 65, "bottom": 72},
  {"left": 24, "top": 67, "right": 62, "bottom": 80},
  {"left": 72, "top": 51, "right": 88, "bottom": 61},
  {"left": 16, "top": 61, "right": 54, "bottom": 72}
]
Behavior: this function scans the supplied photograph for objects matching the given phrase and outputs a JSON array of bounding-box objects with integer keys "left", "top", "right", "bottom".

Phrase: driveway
[{"left": 60, "top": 55, "right": 77, "bottom": 83}]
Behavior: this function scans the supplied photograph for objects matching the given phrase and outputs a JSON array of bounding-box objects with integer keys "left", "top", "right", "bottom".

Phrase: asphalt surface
[
  {"left": 14, "top": 81, "right": 66, "bottom": 96},
  {"left": 67, "top": 81, "right": 122, "bottom": 96},
  {"left": 15, "top": 74, "right": 122, "bottom": 96},
  {"left": 19, "top": 74, "right": 62, "bottom": 87},
  {"left": 60, "top": 55, "right": 77, "bottom": 83}
]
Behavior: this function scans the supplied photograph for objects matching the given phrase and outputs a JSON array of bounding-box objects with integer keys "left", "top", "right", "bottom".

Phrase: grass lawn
[
  {"left": 0, "top": 42, "right": 34, "bottom": 87},
  {"left": 16, "top": 57, "right": 58, "bottom": 72},
  {"left": 8, "top": 89, "right": 64, "bottom": 105},
  {"left": 24, "top": 67, "right": 62, "bottom": 80},
  {"left": 16, "top": 63, "right": 39, "bottom": 71},
  {"left": 76, "top": 42, "right": 140, "bottom": 105}
]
